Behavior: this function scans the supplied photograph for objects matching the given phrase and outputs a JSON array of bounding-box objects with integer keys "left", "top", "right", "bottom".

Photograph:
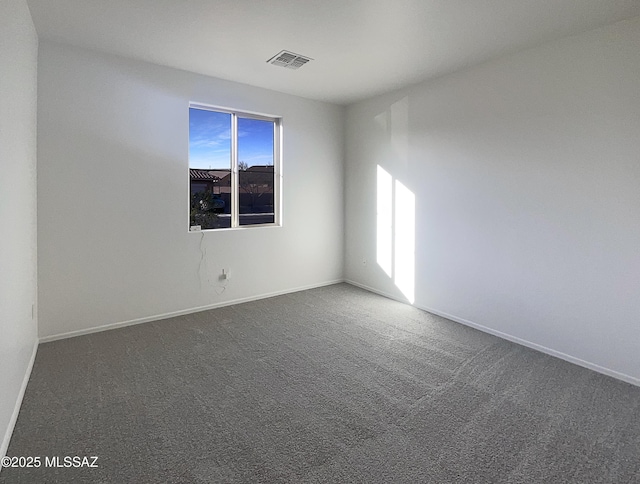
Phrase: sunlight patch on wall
[
  {"left": 376, "top": 165, "right": 415, "bottom": 304},
  {"left": 394, "top": 180, "right": 415, "bottom": 303}
]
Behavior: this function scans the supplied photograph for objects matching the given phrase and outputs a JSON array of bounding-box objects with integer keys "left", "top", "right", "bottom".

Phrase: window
[{"left": 188, "top": 104, "right": 281, "bottom": 230}]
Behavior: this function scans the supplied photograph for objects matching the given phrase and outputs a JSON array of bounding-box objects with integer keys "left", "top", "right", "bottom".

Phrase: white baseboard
[
  {"left": 39, "top": 279, "right": 345, "bottom": 343},
  {"left": 344, "top": 279, "right": 640, "bottom": 388},
  {"left": 1, "top": 339, "right": 38, "bottom": 462}
]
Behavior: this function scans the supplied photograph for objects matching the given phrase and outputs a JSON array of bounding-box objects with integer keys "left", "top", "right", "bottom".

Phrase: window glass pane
[
  {"left": 189, "top": 108, "right": 231, "bottom": 229},
  {"left": 237, "top": 117, "right": 275, "bottom": 226}
]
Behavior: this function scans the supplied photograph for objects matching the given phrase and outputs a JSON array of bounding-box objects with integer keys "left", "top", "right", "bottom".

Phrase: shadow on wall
[{"left": 375, "top": 97, "right": 415, "bottom": 304}]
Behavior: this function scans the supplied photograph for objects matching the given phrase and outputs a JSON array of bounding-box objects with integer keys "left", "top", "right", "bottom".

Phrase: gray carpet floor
[{"left": 2, "top": 283, "right": 640, "bottom": 483}]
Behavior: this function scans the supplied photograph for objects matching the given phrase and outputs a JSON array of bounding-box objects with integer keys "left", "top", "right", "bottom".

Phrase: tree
[{"left": 190, "top": 190, "right": 220, "bottom": 229}]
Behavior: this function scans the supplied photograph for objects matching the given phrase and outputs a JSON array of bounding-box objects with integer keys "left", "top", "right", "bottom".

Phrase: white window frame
[{"left": 189, "top": 102, "right": 283, "bottom": 231}]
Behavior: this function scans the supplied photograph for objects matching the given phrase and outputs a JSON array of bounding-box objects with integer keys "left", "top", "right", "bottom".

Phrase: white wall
[
  {"left": 345, "top": 17, "right": 640, "bottom": 383},
  {"left": 0, "top": 0, "right": 38, "bottom": 457},
  {"left": 37, "top": 42, "right": 344, "bottom": 339}
]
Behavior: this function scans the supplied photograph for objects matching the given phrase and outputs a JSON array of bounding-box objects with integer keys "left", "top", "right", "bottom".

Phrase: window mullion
[{"left": 231, "top": 113, "right": 239, "bottom": 228}]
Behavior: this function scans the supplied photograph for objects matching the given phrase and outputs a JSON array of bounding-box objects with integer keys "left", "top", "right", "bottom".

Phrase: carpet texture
[{"left": 2, "top": 283, "right": 639, "bottom": 483}]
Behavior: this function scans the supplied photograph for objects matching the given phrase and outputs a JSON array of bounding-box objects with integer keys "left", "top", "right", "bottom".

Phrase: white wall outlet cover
[{"left": 190, "top": 225, "right": 202, "bottom": 231}]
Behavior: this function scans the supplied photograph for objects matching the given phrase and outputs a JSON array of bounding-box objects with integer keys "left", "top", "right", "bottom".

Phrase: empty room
[{"left": 2, "top": 0, "right": 640, "bottom": 482}]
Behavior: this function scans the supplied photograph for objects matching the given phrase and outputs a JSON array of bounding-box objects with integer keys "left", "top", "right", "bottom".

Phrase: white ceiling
[{"left": 26, "top": 0, "right": 640, "bottom": 105}]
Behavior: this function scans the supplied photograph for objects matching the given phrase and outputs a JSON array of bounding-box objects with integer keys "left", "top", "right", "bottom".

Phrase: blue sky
[{"left": 189, "top": 108, "right": 274, "bottom": 169}]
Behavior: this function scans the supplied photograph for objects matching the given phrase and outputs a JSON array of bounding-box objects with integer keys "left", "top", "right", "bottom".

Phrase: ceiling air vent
[{"left": 267, "top": 50, "right": 312, "bottom": 70}]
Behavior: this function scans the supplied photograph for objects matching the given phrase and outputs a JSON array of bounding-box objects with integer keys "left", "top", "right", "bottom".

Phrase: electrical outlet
[{"left": 190, "top": 225, "right": 202, "bottom": 232}]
